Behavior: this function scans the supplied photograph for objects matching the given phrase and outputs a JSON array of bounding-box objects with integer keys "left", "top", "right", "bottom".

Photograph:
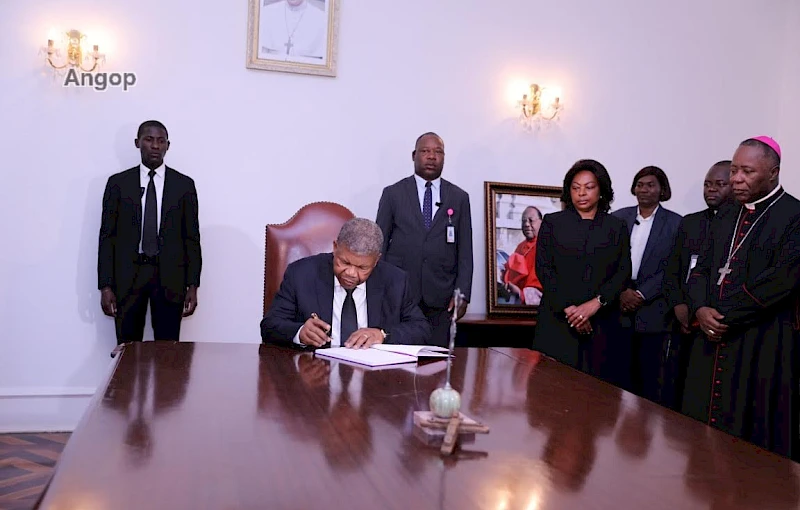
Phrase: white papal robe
[{"left": 258, "top": 0, "right": 327, "bottom": 61}]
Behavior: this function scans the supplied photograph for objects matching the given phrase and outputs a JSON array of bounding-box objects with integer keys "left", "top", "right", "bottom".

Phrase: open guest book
[{"left": 314, "top": 344, "right": 450, "bottom": 367}]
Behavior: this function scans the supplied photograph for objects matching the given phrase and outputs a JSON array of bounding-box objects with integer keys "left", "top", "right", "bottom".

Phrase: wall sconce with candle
[
  {"left": 518, "top": 83, "right": 563, "bottom": 131},
  {"left": 42, "top": 29, "right": 105, "bottom": 74}
]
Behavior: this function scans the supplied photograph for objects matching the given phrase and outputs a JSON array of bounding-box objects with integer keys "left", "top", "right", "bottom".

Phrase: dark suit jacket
[
  {"left": 663, "top": 204, "right": 736, "bottom": 312},
  {"left": 98, "top": 166, "right": 202, "bottom": 302},
  {"left": 375, "top": 176, "right": 473, "bottom": 308},
  {"left": 663, "top": 209, "right": 715, "bottom": 312},
  {"left": 260, "top": 253, "right": 432, "bottom": 346},
  {"left": 613, "top": 206, "right": 682, "bottom": 333}
]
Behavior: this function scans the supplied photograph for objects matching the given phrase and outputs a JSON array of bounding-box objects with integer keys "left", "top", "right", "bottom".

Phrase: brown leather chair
[{"left": 263, "top": 202, "right": 355, "bottom": 315}]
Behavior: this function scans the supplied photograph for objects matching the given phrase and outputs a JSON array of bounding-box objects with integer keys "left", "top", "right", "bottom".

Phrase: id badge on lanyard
[{"left": 446, "top": 208, "right": 455, "bottom": 244}]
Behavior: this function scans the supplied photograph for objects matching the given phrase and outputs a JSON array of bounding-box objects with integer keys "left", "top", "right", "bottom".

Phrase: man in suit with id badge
[
  {"left": 376, "top": 132, "right": 474, "bottom": 347},
  {"left": 662, "top": 160, "right": 733, "bottom": 408}
]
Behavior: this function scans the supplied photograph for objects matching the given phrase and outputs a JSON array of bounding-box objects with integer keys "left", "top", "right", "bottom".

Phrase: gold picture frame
[
  {"left": 246, "top": 0, "right": 340, "bottom": 77},
  {"left": 485, "top": 181, "right": 563, "bottom": 317}
]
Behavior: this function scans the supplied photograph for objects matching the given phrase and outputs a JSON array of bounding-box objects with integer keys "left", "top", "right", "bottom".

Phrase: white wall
[
  {"left": 778, "top": 0, "right": 800, "bottom": 191},
  {"left": 0, "top": 0, "right": 795, "bottom": 431}
]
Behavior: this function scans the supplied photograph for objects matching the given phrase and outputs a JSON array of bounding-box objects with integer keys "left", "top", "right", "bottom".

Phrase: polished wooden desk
[
  {"left": 36, "top": 342, "right": 800, "bottom": 510},
  {"left": 456, "top": 313, "right": 536, "bottom": 348}
]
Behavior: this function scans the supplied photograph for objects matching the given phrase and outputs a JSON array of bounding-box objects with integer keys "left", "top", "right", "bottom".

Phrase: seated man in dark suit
[{"left": 261, "top": 218, "right": 432, "bottom": 348}]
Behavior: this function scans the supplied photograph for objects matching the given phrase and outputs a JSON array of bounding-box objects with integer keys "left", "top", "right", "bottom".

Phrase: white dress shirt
[
  {"left": 413, "top": 174, "right": 441, "bottom": 219},
  {"left": 139, "top": 163, "right": 165, "bottom": 253},
  {"left": 630, "top": 205, "right": 658, "bottom": 283},
  {"left": 293, "top": 277, "right": 368, "bottom": 347}
]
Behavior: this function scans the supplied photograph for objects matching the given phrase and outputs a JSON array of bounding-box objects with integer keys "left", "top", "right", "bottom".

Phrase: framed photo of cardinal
[
  {"left": 485, "top": 181, "right": 563, "bottom": 317},
  {"left": 246, "top": 0, "right": 340, "bottom": 77}
]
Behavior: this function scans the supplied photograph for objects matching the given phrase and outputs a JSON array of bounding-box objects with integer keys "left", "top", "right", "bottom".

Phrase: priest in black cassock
[
  {"left": 662, "top": 160, "right": 733, "bottom": 409},
  {"left": 684, "top": 136, "right": 800, "bottom": 460}
]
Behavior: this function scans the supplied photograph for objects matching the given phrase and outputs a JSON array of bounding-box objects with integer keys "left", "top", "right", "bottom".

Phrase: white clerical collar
[
  {"left": 745, "top": 185, "right": 782, "bottom": 210},
  {"left": 286, "top": 0, "right": 307, "bottom": 12},
  {"left": 414, "top": 174, "right": 441, "bottom": 191},
  {"left": 636, "top": 204, "right": 659, "bottom": 222},
  {"left": 139, "top": 163, "right": 165, "bottom": 178}
]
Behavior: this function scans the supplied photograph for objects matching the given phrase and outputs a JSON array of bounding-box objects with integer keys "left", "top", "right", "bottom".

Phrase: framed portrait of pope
[{"left": 246, "top": 0, "right": 340, "bottom": 77}]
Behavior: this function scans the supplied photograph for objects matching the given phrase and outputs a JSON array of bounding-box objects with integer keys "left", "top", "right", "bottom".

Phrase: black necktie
[
  {"left": 340, "top": 288, "right": 358, "bottom": 345},
  {"left": 423, "top": 181, "right": 433, "bottom": 230},
  {"left": 142, "top": 170, "right": 158, "bottom": 256}
]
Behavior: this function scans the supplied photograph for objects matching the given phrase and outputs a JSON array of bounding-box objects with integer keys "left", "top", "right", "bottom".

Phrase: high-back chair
[{"left": 263, "top": 202, "right": 355, "bottom": 315}]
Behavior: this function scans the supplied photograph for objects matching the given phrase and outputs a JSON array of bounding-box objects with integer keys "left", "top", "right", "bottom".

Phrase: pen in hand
[
  {"left": 310, "top": 313, "right": 332, "bottom": 337},
  {"left": 303, "top": 313, "right": 332, "bottom": 349}
]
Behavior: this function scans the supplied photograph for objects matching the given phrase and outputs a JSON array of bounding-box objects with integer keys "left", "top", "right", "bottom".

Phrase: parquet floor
[{"left": 0, "top": 433, "right": 70, "bottom": 510}]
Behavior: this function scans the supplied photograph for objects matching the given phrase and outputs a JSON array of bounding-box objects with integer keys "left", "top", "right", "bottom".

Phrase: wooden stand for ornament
[{"left": 413, "top": 411, "right": 490, "bottom": 455}]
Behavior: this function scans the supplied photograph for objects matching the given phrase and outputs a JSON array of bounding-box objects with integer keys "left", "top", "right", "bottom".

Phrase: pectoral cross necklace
[
  {"left": 716, "top": 260, "right": 732, "bottom": 286},
  {"left": 717, "top": 191, "right": 785, "bottom": 286},
  {"left": 284, "top": 2, "right": 307, "bottom": 55}
]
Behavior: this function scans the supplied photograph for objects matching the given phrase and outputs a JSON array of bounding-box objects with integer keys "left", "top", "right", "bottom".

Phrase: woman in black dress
[{"left": 534, "top": 160, "right": 631, "bottom": 385}]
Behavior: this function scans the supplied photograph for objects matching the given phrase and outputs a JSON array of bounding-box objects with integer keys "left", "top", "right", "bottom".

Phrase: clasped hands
[
  {"left": 299, "top": 317, "right": 385, "bottom": 349},
  {"left": 695, "top": 306, "right": 728, "bottom": 341},
  {"left": 619, "top": 288, "right": 644, "bottom": 314},
  {"left": 564, "top": 298, "right": 602, "bottom": 335}
]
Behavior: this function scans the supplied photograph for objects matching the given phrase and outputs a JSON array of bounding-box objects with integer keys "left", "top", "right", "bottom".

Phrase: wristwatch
[{"left": 596, "top": 295, "right": 608, "bottom": 307}]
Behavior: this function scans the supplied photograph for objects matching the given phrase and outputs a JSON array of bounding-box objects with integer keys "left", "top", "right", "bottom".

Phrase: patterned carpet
[{"left": 0, "top": 433, "right": 70, "bottom": 510}]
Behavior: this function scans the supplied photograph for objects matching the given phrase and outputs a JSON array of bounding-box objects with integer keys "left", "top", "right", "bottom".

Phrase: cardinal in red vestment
[{"left": 503, "top": 206, "right": 544, "bottom": 305}]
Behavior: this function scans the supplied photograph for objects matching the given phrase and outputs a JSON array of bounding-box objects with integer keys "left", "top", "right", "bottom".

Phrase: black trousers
[
  {"left": 115, "top": 262, "right": 183, "bottom": 344},
  {"left": 419, "top": 302, "right": 451, "bottom": 347},
  {"left": 661, "top": 330, "right": 693, "bottom": 411},
  {"left": 630, "top": 331, "right": 673, "bottom": 405}
]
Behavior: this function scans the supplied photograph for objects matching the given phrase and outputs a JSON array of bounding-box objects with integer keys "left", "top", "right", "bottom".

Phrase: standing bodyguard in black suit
[
  {"left": 376, "top": 132, "right": 473, "bottom": 346},
  {"left": 98, "top": 120, "right": 202, "bottom": 344}
]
